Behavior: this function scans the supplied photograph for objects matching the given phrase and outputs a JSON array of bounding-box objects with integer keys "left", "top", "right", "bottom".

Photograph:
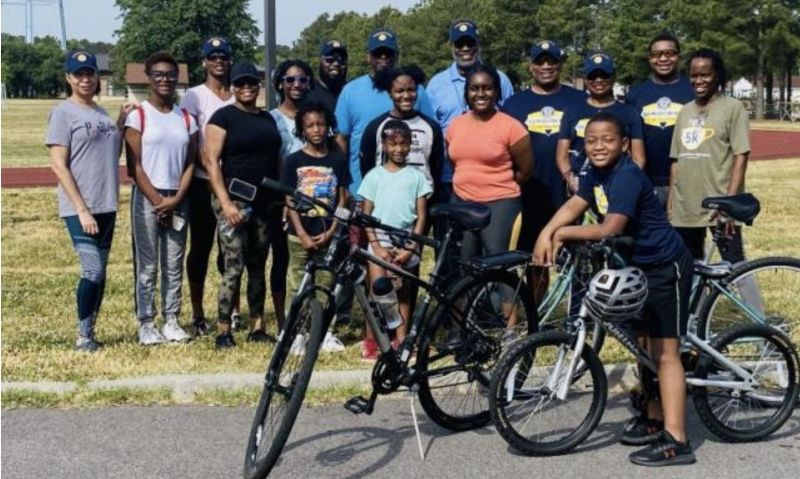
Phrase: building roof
[{"left": 125, "top": 63, "right": 189, "bottom": 85}]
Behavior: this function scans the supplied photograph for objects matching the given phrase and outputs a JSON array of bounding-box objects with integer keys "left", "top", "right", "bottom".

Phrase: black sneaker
[
  {"left": 247, "top": 329, "right": 276, "bottom": 343},
  {"left": 192, "top": 317, "right": 210, "bottom": 337},
  {"left": 621, "top": 415, "right": 664, "bottom": 446},
  {"left": 215, "top": 332, "right": 236, "bottom": 350},
  {"left": 629, "top": 431, "right": 696, "bottom": 467},
  {"left": 74, "top": 336, "right": 101, "bottom": 353}
]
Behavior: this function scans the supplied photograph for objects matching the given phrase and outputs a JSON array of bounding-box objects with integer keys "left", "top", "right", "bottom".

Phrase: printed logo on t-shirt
[
  {"left": 296, "top": 166, "right": 337, "bottom": 217},
  {"left": 593, "top": 185, "right": 609, "bottom": 215},
  {"left": 574, "top": 118, "right": 590, "bottom": 138},
  {"left": 680, "top": 116, "right": 715, "bottom": 151},
  {"left": 641, "top": 97, "right": 683, "bottom": 129},
  {"left": 525, "top": 106, "right": 564, "bottom": 136}
]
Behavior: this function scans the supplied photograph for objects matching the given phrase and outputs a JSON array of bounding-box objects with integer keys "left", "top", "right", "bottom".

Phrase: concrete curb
[{"left": 2, "top": 364, "right": 640, "bottom": 403}]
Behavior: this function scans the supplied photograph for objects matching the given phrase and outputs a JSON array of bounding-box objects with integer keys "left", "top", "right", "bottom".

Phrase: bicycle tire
[
  {"left": 243, "top": 297, "right": 325, "bottom": 479},
  {"left": 692, "top": 323, "right": 800, "bottom": 442},
  {"left": 696, "top": 257, "right": 800, "bottom": 344},
  {"left": 416, "top": 270, "right": 537, "bottom": 431},
  {"left": 489, "top": 330, "right": 607, "bottom": 455}
]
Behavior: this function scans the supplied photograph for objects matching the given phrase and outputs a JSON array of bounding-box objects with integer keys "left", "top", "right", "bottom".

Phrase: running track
[{"left": 2, "top": 129, "right": 799, "bottom": 188}]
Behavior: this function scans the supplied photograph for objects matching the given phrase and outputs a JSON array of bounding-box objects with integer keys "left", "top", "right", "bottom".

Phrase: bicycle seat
[
  {"left": 701, "top": 193, "right": 760, "bottom": 225},
  {"left": 693, "top": 260, "right": 732, "bottom": 280},
  {"left": 430, "top": 202, "right": 491, "bottom": 232}
]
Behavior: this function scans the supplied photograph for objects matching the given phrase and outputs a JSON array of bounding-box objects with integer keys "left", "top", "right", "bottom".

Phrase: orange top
[{"left": 446, "top": 111, "right": 528, "bottom": 202}]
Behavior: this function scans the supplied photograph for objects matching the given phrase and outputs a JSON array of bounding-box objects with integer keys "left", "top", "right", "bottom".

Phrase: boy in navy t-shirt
[{"left": 534, "top": 113, "right": 695, "bottom": 467}]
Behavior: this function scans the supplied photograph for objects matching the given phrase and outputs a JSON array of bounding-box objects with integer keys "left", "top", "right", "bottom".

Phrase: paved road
[{"left": 3, "top": 396, "right": 799, "bottom": 479}]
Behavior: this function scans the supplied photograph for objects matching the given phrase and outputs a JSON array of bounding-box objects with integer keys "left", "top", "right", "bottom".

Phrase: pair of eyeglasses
[
  {"left": 207, "top": 54, "right": 230, "bottom": 62},
  {"left": 322, "top": 55, "right": 346, "bottom": 65},
  {"left": 649, "top": 49, "right": 679, "bottom": 59},
  {"left": 234, "top": 79, "right": 259, "bottom": 88},
  {"left": 282, "top": 75, "right": 310, "bottom": 85},
  {"left": 149, "top": 71, "right": 178, "bottom": 82}
]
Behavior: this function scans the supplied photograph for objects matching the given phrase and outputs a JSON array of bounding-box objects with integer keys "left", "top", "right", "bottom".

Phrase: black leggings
[
  {"left": 186, "top": 177, "right": 220, "bottom": 285},
  {"left": 267, "top": 204, "right": 288, "bottom": 294},
  {"left": 453, "top": 194, "right": 522, "bottom": 258}
]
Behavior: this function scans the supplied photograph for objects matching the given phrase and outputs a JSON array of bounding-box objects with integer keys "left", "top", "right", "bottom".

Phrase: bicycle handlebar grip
[{"left": 260, "top": 177, "right": 295, "bottom": 196}]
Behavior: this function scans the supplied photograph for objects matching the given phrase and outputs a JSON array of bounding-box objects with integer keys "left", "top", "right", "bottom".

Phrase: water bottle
[
  {"left": 372, "top": 276, "right": 404, "bottom": 330},
  {"left": 219, "top": 206, "right": 253, "bottom": 237}
]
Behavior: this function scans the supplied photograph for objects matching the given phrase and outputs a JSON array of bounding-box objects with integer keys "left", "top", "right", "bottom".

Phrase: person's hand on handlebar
[
  {"left": 372, "top": 242, "right": 395, "bottom": 263},
  {"left": 394, "top": 249, "right": 414, "bottom": 266}
]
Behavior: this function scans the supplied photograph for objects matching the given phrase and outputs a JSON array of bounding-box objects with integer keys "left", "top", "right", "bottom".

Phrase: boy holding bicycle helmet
[{"left": 533, "top": 112, "right": 695, "bottom": 466}]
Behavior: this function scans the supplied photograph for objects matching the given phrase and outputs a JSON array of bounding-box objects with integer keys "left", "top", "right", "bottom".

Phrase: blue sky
[{"left": 1, "top": 0, "right": 420, "bottom": 46}]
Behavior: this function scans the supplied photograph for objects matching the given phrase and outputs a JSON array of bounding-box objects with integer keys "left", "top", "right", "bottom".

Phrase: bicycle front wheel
[
  {"left": 489, "top": 330, "right": 607, "bottom": 455},
  {"left": 693, "top": 324, "right": 800, "bottom": 442},
  {"left": 697, "top": 257, "right": 800, "bottom": 343},
  {"left": 243, "top": 297, "right": 325, "bottom": 479}
]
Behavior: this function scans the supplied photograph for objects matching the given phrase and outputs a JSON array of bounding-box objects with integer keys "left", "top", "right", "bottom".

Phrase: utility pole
[
  {"left": 57, "top": 0, "right": 66, "bottom": 50},
  {"left": 25, "top": 0, "right": 33, "bottom": 43},
  {"left": 263, "top": 0, "right": 276, "bottom": 109}
]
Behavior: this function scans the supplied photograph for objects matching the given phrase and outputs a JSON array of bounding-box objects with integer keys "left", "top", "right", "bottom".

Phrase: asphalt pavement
[{"left": 3, "top": 395, "right": 799, "bottom": 479}]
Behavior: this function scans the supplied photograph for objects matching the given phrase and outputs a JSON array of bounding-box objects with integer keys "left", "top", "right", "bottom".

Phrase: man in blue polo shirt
[
  {"left": 335, "top": 27, "right": 434, "bottom": 196},
  {"left": 626, "top": 31, "right": 693, "bottom": 208},
  {"left": 427, "top": 19, "right": 514, "bottom": 209}
]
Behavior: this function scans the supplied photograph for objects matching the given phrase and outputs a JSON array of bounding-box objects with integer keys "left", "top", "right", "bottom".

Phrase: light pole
[{"left": 263, "top": 0, "right": 276, "bottom": 109}]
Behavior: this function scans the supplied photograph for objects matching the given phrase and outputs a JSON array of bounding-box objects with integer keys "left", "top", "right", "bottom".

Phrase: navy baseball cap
[
  {"left": 320, "top": 40, "right": 348, "bottom": 58},
  {"left": 584, "top": 52, "right": 615, "bottom": 75},
  {"left": 65, "top": 51, "right": 98, "bottom": 73},
  {"left": 202, "top": 36, "right": 232, "bottom": 58},
  {"left": 449, "top": 20, "right": 479, "bottom": 42},
  {"left": 230, "top": 62, "right": 259, "bottom": 83},
  {"left": 366, "top": 28, "right": 398, "bottom": 52},
  {"left": 529, "top": 40, "right": 565, "bottom": 61}
]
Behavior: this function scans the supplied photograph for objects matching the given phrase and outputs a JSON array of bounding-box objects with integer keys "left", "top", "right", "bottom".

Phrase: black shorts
[
  {"left": 516, "top": 179, "right": 559, "bottom": 252},
  {"left": 632, "top": 248, "right": 693, "bottom": 338}
]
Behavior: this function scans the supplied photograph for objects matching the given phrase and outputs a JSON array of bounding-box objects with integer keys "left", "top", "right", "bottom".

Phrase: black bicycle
[{"left": 243, "top": 179, "right": 537, "bottom": 478}]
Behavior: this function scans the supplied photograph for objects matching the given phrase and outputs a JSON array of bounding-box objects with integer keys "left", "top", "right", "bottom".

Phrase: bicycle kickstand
[{"left": 409, "top": 384, "right": 426, "bottom": 461}]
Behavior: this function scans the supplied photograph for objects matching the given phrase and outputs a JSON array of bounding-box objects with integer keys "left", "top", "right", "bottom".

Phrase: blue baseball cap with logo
[
  {"left": 529, "top": 40, "right": 565, "bottom": 62},
  {"left": 584, "top": 52, "right": 615, "bottom": 76},
  {"left": 202, "top": 36, "right": 232, "bottom": 58},
  {"left": 64, "top": 51, "right": 98, "bottom": 73},
  {"left": 449, "top": 19, "right": 479, "bottom": 42},
  {"left": 366, "top": 28, "right": 398, "bottom": 52},
  {"left": 320, "top": 40, "right": 348, "bottom": 58}
]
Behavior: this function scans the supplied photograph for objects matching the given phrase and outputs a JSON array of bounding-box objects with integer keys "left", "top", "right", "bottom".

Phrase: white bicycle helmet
[{"left": 584, "top": 266, "right": 648, "bottom": 321}]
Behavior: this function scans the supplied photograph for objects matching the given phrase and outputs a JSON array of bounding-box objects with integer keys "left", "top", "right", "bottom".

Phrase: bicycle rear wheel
[
  {"left": 416, "top": 270, "right": 536, "bottom": 431},
  {"left": 243, "top": 297, "right": 325, "bottom": 479},
  {"left": 693, "top": 324, "right": 800, "bottom": 442},
  {"left": 697, "top": 257, "right": 800, "bottom": 344},
  {"left": 489, "top": 330, "right": 607, "bottom": 455}
]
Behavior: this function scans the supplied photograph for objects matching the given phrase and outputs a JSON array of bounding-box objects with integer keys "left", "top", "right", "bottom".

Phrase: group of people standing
[{"left": 48, "top": 20, "right": 751, "bottom": 467}]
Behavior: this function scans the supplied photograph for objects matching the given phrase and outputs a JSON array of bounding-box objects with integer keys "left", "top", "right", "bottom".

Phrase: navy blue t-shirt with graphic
[
  {"left": 502, "top": 85, "right": 586, "bottom": 208},
  {"left": 559, "top": 100, "right": 644, "bottom": 172},
  {"left": 577, "top": 156, "right": 685, "bottom": 265},
  {"left": 626, "top": 77, "right": 694, "bottom": 186}
]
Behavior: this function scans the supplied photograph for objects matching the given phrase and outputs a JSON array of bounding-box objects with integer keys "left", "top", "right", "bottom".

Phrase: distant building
[
  {"left": 95, "top": 53, "right": 118, "bottom": 97},
  {"left": 125, "top": 62, "right": 189, "bottom": 102}
]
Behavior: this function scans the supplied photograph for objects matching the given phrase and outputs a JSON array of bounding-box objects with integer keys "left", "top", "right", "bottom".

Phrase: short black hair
[
  {"left": 380, "top": 119, "right": 412, "bottom": 140},
  {"left": 586, "top": 112, "right": 629, "bottom": 138},
  {"left": 294, "top": 100, "right": 337, "bottom": 140},
  {"left": 273, "top": 59, "right": 315, "bottom": 101},
  {"left": 463, "top": 62, "right": 502, "bottom": 108},
  {"left": 648, "top": 30, "right": 681, "bottom": 53},
  {"left": 686, "top": 48, "right": 727, "bottom": 92},
  {"left": 374, "top": 64, "right": 426, "bottom": 92},
  {"left": 144, "top": 51, "right": 178, "bottom": 75}
]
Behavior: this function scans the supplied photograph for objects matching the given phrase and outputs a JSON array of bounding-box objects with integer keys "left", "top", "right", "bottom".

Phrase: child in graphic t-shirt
[
  {"left": 357, "top": 120, "right": 432, "bottom": 350},
  {"left": 280, "top": 102, "right": 350, "bottom": 352}
]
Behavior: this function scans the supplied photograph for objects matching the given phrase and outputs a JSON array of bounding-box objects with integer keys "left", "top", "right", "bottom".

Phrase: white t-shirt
[
  {"left": 180, "top": 84, "right": 234, "bottom": 179},
  {"left": 125, "top": 101, "right": 199, "bottom": 190}
]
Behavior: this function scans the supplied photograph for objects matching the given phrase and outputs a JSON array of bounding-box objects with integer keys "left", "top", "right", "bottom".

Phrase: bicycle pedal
[{"left": 344, "top": 395, "right": 374, "bottom": 415}]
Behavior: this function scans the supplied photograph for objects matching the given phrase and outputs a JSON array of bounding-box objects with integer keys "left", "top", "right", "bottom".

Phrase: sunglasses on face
[
  {"left": 282, "top": 75, "right": 310, "bottom": 85},
  {"left": 233, "top": 79, "right": 259, "bottom": 88},
  {"left": 322, "top": 55, "right": 346, "bottom": 65},
  {"left": 453, "top": 38, "right": 478, "bottom": 50},
  {"left": 207, "top": 54, "right": 230, "bottom": 62},
  {"left": 649, "top": 49, "right": 679, "bottom": 59},
  {"left": 149, "top": 70, "right": 178, "bottom": 82},
  {"left": 586, "top": 72, "right": 611, "bottom": 82},
  {"left": 532, "top": 56, "right": 560, "bottom": 66},
  {"left": 370, "top": 49, "right": 396, "bottom": 59}
]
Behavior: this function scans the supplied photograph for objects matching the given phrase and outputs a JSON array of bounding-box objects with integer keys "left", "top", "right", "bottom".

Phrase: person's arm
[
  {"left": 395, "top": 195, "right": 428, "bottom": 265},
  {"left": 362, "top": 199, "right": 393, "bottom": 262},
  {"left": 630, "top": 139, "right": 646, "bottom": 169},
  {"left": 727, "top": 153, "right": 748, "bottom": 195},
  {"left": 125, "top": 127, "right": 163, "bottom": 207},
  {"left": 286, "top": 196, "right": 317, "bottom": 251},
  {"left": 430, "top": 121, "right": 445, "bottom": 187},
  {"left": 359, "top": 120, "right": 379, "bottom": 178},
  {"left": 556, "top": 138, "right": 577, "bottom": 192},
  {"left": 49, "top": 145, "right": 98, "bottom": 234},
  {"left": 335, "top": 134, "right": 349, "bottom": 160},
  {"left": 552, "top": 213, "right": 629, "bottom": 252},
  {"left": 154, "top": 132, "right": 196, "bottom": 218},
  {"left": 667, "top": 160, "right": 678, "bottom": 220},
  {"left": 202, "top": 123, "right": 244, "bottom": 227},
  {"left": 533, "top": 195, "right": 590, "bottom": 266},
  {"left": 509, "top": 135, "right": 534, "bottom": 184}
]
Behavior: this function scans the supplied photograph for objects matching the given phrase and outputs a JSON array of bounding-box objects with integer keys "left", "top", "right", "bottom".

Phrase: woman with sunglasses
[
  {"left": 556, "top": 53, "right": 646, "bottom": 194},
  {"left": 203, "top": 62, "right": 283, "bottom": 349},
  {"left": 266, "top": 59, "right": 315, "bottom": 330},
  {"left": 125, "top": 52, "right": 198, "bottom": 346}
]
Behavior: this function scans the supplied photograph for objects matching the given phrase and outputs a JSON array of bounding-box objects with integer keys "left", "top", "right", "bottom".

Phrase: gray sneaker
[
  {"left": 74, "top": 336, "right": 101, "bottom": 353},
  {"left": 162, "top": 315, "right": 191, "bottom": 342},
  {"left": 139, "top": 321, "right": 166, "bottom": 346}
]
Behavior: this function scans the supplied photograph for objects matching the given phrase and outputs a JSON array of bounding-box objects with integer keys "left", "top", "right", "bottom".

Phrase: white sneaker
[
  {"left": 139, "top": 321, "right": 166, "bottom": 346},
  {"left": 320, "top": 331, "right": 346, "bottom": 352},
  {"left": 289, "top": 333, "right": 306, "bottom": 356},
  {"left": 162, "top": 315, "right": 191, "bottom": 342}
]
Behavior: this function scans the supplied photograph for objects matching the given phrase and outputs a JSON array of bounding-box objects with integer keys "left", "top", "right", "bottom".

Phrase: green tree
[
  {"left": 66, "top": 39, "right": 115, "bottom": 54},
  {"left": 112, "top": 0, "right": 259, "bottom": 86},
  {"left": 1, "top": 34, "right": 66, "bottom": 98}
]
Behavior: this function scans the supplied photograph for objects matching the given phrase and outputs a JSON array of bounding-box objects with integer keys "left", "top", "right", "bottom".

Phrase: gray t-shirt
[{"left": 46, "top": 100, "right": 121, "bottom": 217}]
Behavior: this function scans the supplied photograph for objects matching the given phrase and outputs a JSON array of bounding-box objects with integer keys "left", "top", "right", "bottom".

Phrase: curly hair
[
  {"left": 374, "top": 64, "right": 426, "bottom": 92},
  {"left": 293, "top": 101, "right": 337, "bottom": 140},
  {"left": 686, "top": 48, "right": 727, "bottom": 92},
  {"left": 144, "top": 51, "right": 178, "bottom": 75},
  {"left": 273, "top": 59, "right": 315, "bottom": 101}
]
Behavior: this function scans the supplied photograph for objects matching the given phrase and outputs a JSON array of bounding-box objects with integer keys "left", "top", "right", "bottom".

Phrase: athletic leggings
[
  {"left": 453, "top": 194, "right": 522, "bottom": 258},
  {"left": 267, "top": 204, "right": 288, "bottom": 295},
  {"left": 64, "top": 212, "right": 116, "bottom": 336},
  {"left": 186, "top": 177, "right": 219, "bottom": 287}
]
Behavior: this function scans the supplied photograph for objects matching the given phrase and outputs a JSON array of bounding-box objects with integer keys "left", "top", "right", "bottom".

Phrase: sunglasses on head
[
  {"left": 149, "top": 70, "right": 178, "bottom": 82},
  {"left": 282, "top": 75, "right": 310, "bottom": 85},
  {"left": 381, "top": 128, "right": 411, "bottom": 140},
  {"left": 233, "top": 78, "right": 259, "bottom": 88}
]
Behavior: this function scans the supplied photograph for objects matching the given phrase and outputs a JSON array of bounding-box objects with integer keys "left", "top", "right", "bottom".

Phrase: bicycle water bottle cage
[
  {"left": 429, "top": 202, "right": 491, "bottom": 232},
  {"left": 692, "top": 260, "right": 732, "bottom": 280},
  {"left": 701, "top": 193, "right": 760, "bottom": 225},
  {"left": 460, "top": 250, "right": 531, "bottom": 274}
]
